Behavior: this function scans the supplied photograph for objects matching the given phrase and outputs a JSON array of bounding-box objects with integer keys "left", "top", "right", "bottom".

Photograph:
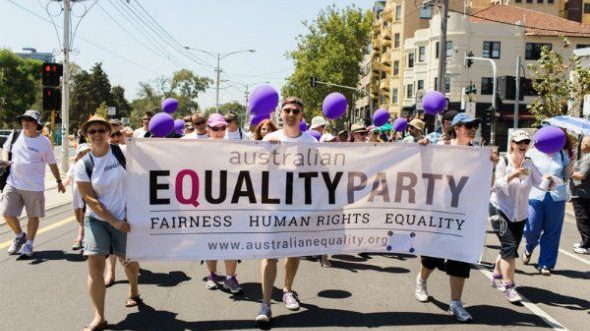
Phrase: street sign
[
  {"left": 121, "top": 117, "right": 130, "bottom": 125},
  {"left": 465, "top": 102, "right": 476, "bottom": 118},
  {"left": 108, "top": 107, "right": 116, "bottom": 116}
]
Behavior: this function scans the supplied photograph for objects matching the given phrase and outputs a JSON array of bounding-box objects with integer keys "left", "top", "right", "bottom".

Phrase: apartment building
[{"left": 402, "top": 5, "right": 590, "bottom": 147}]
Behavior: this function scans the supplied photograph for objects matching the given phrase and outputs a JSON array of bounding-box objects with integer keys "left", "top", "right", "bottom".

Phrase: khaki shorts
[{"left": 0, "top": 185, "right": 45, "bottom": 218}]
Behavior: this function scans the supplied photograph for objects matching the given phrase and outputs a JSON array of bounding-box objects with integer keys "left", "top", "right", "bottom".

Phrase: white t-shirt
[
  {"left": 181, "top": 132, "right": 209, "bottom": 139},
  {"left": 74, "top": 147, "right": 126, "bottom": 221},
  {"left": 225, "top": 128, "right": 252, "bottom": 141},
  {"left": 4, "top": 131, "right": 56, "bottom": 191},
  {"left": 133, "top": 127, "right": 147, "bottom": 138},
  {"left": 263, "top": 129, "right": 317, "bottom": 143},
  {"left": 67, "top": 163, "right": 84, "bottom": 209}
]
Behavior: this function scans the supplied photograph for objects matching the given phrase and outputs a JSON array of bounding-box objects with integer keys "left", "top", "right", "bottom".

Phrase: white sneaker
[
  {"left": 448, "top": 300, "right": 473, "bottom": 322},
  {"left": 7, "top": 234, "right": 26, "bottom": 255},
  {"left": 573, "top": 242, "right": 583, "bottom": 249},
  {"left": 415, "top": 274, "right": 429, "bottom": 302},
  {"left": 20, "top": 242, "right": 33, "bottom": 258},
  {"left": 573, "top": 247, "right": 589, "bottom": 254},
  {"left": 504, "top": 287, "right": 523, "bottom": 303},
  {"left": 255, "top": 303, "right": 272, "bottom": 324},
  {"left": 491, "top": 277, "right": 504, "bottom": 291}
]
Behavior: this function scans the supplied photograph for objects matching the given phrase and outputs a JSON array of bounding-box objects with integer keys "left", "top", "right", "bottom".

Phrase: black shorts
[
  {"left": 490, "top": 207, "right": 526, "bottom": 259},
  {"left": 420, "top": 256, "right": 471, "bottom": 278}
]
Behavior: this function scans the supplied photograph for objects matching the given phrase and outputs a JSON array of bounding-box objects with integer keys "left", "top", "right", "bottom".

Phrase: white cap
[
  {"left": 310, "top": 116, "right": 327, "bottom": 130},
  {"left": 319, "top": 133, "right": 337, "bottom": 142}
]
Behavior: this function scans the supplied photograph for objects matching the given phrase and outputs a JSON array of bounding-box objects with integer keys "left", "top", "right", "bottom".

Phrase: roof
[{"left": 469, "top": 5, "right": 590, "bottom": 37}]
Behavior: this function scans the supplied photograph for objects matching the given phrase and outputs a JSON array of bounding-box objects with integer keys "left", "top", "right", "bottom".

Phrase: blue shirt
[{"left": 527, "top": 147, "right": 570, "bottom": 201}]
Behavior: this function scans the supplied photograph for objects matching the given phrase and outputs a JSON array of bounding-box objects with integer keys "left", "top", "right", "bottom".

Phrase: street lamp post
[
  {"left": 184, "top": 47, "right": 255, "bottom": 112},
  {"left": 464, "top": 54, "right": 497, "bottom": 145}
]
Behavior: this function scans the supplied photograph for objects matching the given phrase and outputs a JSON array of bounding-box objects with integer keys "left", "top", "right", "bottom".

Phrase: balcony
[
  {"left": 380, "top": 78, "right": 390, "bottom": 91},
  {"left": 381, "top": 5, "right": 393, "bottom": 21}
]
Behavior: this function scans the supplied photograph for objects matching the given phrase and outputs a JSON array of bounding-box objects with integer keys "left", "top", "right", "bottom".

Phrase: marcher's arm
[
  {"left": 77, "top": 181, "right": 130, "bottom": 232},
  {"left": 48, "top": 163, "right": 66, "bottom": 193}
]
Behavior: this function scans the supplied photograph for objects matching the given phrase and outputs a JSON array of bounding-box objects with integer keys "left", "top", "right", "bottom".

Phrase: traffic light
[
  {"left": 43, "top": 87, "right": 61, "bottom": 111},
  {"left": 42, "top": 62, "right": 63, "bottom": 87},
  {"left": 465, "top": 51, "right": 474, "bottom": 68},
  {"left": 484, "top": 106, "right": 493, "bottom": 126},
  {"left": 310, "top": 76, "right": 317, "bottom": 87}
]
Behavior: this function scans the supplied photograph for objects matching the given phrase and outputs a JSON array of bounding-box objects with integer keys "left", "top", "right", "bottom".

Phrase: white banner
[{"left": 126, "top": 139, "right": 493, "bottom": 263}]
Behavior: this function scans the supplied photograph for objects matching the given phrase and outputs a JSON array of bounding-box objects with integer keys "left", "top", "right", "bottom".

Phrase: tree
[
  {"left": 111, "top": 85, "right": 131, "bottom": 119},
  {"left": 281, "top": 5, "right": 373, "bottom": 125},
  {"left": 70, "top": 63, "right": 114, "bottom": 131},
  {"left": 0, "top": 49, "right": 41, "bottom": 128}
]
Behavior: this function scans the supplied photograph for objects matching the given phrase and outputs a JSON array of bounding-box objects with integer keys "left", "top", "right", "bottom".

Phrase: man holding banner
[{"left": 256, "top": 96, "right": 317, "bottom": 324}]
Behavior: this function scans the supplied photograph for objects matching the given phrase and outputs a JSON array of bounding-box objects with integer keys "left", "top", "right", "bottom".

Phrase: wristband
[{"left": 56, "top": 179, "right": 62, "bottom": 183}]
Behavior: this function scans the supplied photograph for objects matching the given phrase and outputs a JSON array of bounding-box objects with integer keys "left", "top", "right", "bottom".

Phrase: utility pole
[
  {"left": 465, "top": 54, "right": 497, "bottom": 145},
  {"left": 60, "top": 0, "right": 71, "bottom": 174},
  {"left": 437, "top": 0, "right": 449, "bottom": 92},
  {"left": 215, "top": 53, "right": 221, "bottom": 112},
  {"left": 513, "top": 56, "right": 521, "bottom": 129}
]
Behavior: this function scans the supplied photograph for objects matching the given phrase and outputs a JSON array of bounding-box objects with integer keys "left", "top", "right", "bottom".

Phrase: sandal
[
  {"left": 520, "top": 250, "right": 531, "bottom": 265},
  {"left": 82, "top": 320, "right": 108, "bottom": 331},
  {"left": 104, "top": 278, "right": 115, "bottom": 288},
  {"left": 125, "top": 295, "right": 141, "bottom": 307}
]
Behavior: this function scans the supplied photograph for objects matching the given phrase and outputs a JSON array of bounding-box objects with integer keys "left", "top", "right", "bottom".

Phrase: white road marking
[{"left": 559, "top": 249, "right": 590, "bottom": 266}]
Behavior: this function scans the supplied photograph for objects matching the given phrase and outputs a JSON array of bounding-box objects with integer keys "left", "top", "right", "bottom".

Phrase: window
[
  {"left": 408, "top": 52, "right": 414, "bottom": 68},
  {"left": 406, "top": 84, "right": 414, "bottom": 99},
  {"left": 418, "top": 46, "right": 425, "bottom": 62},
  {"left": 537, "top": 0, "right": 543, "bottom": 3},
  {"left": 434, "top": 78, "right": 450, "bottom": 93},
  {"left": 577, "top": 44, "right": 590, "bottom": 49},
  {"left": 417, "top": 80, "right": 424, "bottom": 91},
  {"left": 548, "top": 0, "right": 554, "bottom": 3},
  {"left": 395, "top": 5, "right": 402, "bottom": 20},
  {"left": 420, "top": 5, "right": 432, "bottom": 19},
  {"left": 525, "top": 43, "right": 552, "bottom": 60},
  {"left": 515, "top": 0, "right": 522, "bottom": 2},
  {"left": 482, "top": 41, "right": 501, "bottom": 59},
  {"left": 585, "top": 3, "right": 590, "bottom": 14},
  {"left": 481, "top": 77, "right": 494, "bottom": 95},
  {"left": 526, "top": 0, "right": 532, "bottom": 3},
  {"left": 446, "top": 41, "right": 453, "bottom": 58},
  {"left": 394, "top": 33, "right": 400, "bottom": 48},
  {"left": 393, "top": 60, "right": 400, "bottom": 75},
  {"left": 392, "top": 88, "right": 399, "bottom": 104}
]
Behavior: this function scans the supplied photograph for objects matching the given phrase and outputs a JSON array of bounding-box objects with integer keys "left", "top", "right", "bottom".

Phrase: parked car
[{"left": 0, "top": 129, "right": 14, "bottom": 147}]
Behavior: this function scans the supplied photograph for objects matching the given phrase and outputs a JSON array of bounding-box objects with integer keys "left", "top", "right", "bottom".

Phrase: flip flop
[
  {"left": 82, "top": 320, "right": 108, "bottom": 331},
  {"left": 104, "top": 278, "right": 115, "bottom": 288},
  {"left": 125, "top": 295, "right": 141, "bottom": 307}
]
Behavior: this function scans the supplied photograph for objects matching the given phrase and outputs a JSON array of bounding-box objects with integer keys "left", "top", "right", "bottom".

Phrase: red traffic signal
[
  {"left": 42, "top": 62, "right": 63, "bottom": 87},
  {"left": 43, "top": 87, "right": 61, "bottom": 111}
]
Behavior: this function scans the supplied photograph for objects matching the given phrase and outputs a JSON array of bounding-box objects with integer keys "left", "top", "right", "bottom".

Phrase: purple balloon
[
  {"left": 307, "top": 129, "right": 322, "bottom": 141},
  {"left": 393, "top": 117, "right": 408, "bottom": 132},
  {"left": 534, "top": 125, "right": 566, "bottom": 154},
  {"left": 174, "top": 119, "right": 185, "bottom": 135},
  {"left": 249, "top": 84, "right": 279, "bottom": 115},
  {"left": 149, "top": 112, "right": 174, "bottom": 137},
  {"left": 422, "top": 91, "right": 446, "bottom": 115},
  {"left": 250, "top": 113, "right": 271, "bottom": 127},
  {"left": 299, "top": 119, "right": 308, "bottom": 131},
  {"left": 322, "top": 92, "right": 348, "bottom": 120},
  {"left": 373, "top": 108, "right": 390, "bottom": 127},
  {"left": 162, "top": 98, "right": 179, "bottom": 114}
]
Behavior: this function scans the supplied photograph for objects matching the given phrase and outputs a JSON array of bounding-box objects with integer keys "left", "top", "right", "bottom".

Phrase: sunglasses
[
  {"left": 209, "top": 126, "right": 226, "bottom": 132},
  {"left": 513, "top": 139, "right": 531, "bottom": 145},
  {"left": 355, "top": 132, "right": 367, "bottom": 136},
  {"left": 282, "top": 107, "right": 301, "bottom": 115},
  {"left": 87, "top": 129, "right": 107, "bottom": 135},
  {"left": 111, "top": 131, "right": 123, "bottom": 137},
  {"left": 462, "top": 123, "right": 479, "bottom": 130}
]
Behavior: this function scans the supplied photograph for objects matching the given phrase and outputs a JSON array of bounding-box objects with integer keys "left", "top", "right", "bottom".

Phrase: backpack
[
  {"left": 0, "top": 130, "right": 22, "bottom": 192},
  {"left": 82, "top": 144, "right": 126, "bottom": 179}
]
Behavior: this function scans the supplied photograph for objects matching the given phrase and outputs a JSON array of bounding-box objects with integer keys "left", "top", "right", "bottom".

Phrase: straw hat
[{"left": 81, "top": 115, "right": 112, "bottom": 137}]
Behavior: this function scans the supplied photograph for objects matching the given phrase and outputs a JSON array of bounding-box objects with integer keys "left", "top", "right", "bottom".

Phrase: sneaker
[
  {"left": 7, "top": 234, "right": 26, "bottom": 255},
  {"left": 520, "top": 250, "right": 531, "bottom": 265},
  {"left": 282, "top": 291, "right": 300, "bottom": 311},
  {"left": 491, "top": 276, "right": 504, "bottom": 291},
  {"left": 540, "top": 267, "right": 551, "bottom": 276},
  {"left": 573, "top": 242, "right": 583, "bottom": 249},
  {"left": 205, "top": 272, "right": 218, "bottom": 289},
  {"left": 255, "top": 303, "right": 272, "bottom": 324},
  {"left": 573, "top": 247, "right": 589, "bottom": 254},
  {"left": 504, "top": 287, "right": 523, "bottom": 303},
  {"left": 415, "top": 275, "right": 429, "bottom": 302},
  {"left": 20, "top": 242, "right": 33, "bottom": 258},
  {"left": 223, "top": 275, "right": 242, "bottom": 294},
  {"left": 72, "top": 239, "right": 83, "bottom": 251},
  {"left": 448, "top": 300, "right": 473, "bottom": 322}
]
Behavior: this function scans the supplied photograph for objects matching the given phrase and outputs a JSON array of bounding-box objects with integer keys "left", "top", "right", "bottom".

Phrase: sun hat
[
  {"left": 81, "top": 115, "right": 112, "bottom": 137},
  {"left": 408, "top": 119, "right": 425, "bottom": 132},
  {"left": 16, "top": 110, "right": 43, "bottom": 130},
  {"left": 207, "top": 113, "right": 228, "bottom": 127},
  {"left": 351, "top": 122, "right": 367, "bottom": 133},
  {"left": 510, "top": 130, "right": 531, "bottom": 142},
  {"left": 310, "top": 116, "right": 327, "bottom": 130}
]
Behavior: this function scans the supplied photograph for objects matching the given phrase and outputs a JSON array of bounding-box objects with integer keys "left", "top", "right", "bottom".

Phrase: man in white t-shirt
[
  {"left": 225, "top": 112, "right": 251, "bottom": 141},
  {"left": 133, "top": 111, "right": 153, "bottom": 138},
  {"left": 181, "top": 112, "right": 209, "bottom": 139},
  {"left": 256, "top": 97, "right": 316, "bottom": 325},
  {"left": 1, "top": 110, "right": 66, "bottom": 258}
]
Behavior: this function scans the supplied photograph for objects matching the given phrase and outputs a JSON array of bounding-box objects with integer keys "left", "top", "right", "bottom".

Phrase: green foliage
[
  {"left": 0, "top": 49, "right": 42, "bottom": 128},
  {"left": 281, "top": 5, "right": 373, "bottom": 125}
]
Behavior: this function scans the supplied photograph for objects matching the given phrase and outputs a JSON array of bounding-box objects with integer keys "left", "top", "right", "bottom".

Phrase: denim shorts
[{"left": 83, "top": 215, "right": 127, "bottom": 257}]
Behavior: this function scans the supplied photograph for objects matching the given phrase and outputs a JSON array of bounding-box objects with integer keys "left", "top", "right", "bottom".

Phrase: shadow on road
[
  {"left": 519, "top": 286, "right": 590, "bottom": 311},
  {"left": 138, "top": 268, "right": 192, "bottom": 287},
  {"left": 109, "top": 299, "right": 550, "bottom": 330},
  {"left": 23, "top": 249, "right": 86, "bottom": 264}
]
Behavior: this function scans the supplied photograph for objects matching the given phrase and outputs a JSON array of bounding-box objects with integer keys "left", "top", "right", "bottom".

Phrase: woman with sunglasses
[
  {"left": 490, "top": 130, "right": 559, "bottom": 302},
  {"left": 75, "top": 116, "right": 140, "bottom": 331},
  {"left": 202, "top": 113, "right": 243, "bottom": 294}
]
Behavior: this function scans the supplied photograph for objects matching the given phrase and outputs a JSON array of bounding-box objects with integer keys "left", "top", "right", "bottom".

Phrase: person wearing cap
[
  {"left": 182, "top": 112, "right": 209, "bottom": 139},
  {"left": 225, "top": 112, "right": 250, "bottom": 141},
  {"left": 350, "top": 123, "right": 368, "bottom": 143},
  {"left": 133, "top": 111, "right": 153, "bottom": 138},
  {"left": 401, "top": 118, "right": 425, "bottom": 143},
  {"left": 338, "top": 130, "right": 349, "bottom": 143},
  {"left": 256, "top": 96, "right": 316, "bottom": 325},
  {"left": 522, "top": 127, "right": 574, "bottom": 276},
  {"left": 1, "top": 110, "right": 66, "bottom": 258},
  {"left": 319, "top": 133, "right": 338, "bottom": 143},
  {"left": 310, "top": 115, "right": 327, "bottom": 138},
  {"left": 415, "top": 112, "right": 498, "bottom": 322},
  {"left": 201, "top": 113, "right": 243, "bottom": 295},
  {"left": 489, "top": 130, "right": 559, "bottom": 303},
  {"left": 62, "top": 143, "right": 92, "bottom": 250},
  {"left": 75, "top": 115, "right": 140, "bottom": 331},
  {"left": 571, "top": 135, "right": 590, "bottom": 254}
]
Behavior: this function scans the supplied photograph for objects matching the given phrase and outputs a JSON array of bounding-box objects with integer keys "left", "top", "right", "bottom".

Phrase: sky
[{"left": 1, "top": 0, "right": 374, "bottom": 110}]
